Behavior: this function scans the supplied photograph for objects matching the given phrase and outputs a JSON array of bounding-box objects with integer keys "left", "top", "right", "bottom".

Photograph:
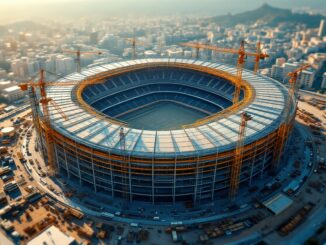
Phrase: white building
[
  {"left": 271, "top": 65, "right": 284, "bottom": 81},
  {"left": 11, "top": 58, "right": 28, "bottom": 78},
  {"left": 55, "top": 55, "right": 75, "bottom": 75},
  {"left": 1, "top": 86, "right": 25, "bottom": 102},
  {"left": 26, "top": 59, "right": 39, "bottom": 76},
  {"left": 321, "top": 72, "right": 326, "bottom": 90},
  {"left": 27, "top": 225, "right": 75, "bottom": 245},
  {"left": 144, "top": 50, "right": 157, "bottom": 58},
  {"left": 0, "top": 80, "right": 13, "bottom": 91},
  {"left": 10, "top": 57, "right": 41, "bottom": 78},
  {"left": 275, "top": 57, "right": 286, "bottom": 66},
  {"left": 166, "top": 47, "right": 183, "bottom": 58},
  {"left": 299, "top": 70, "right": 315, "bottom": 89}
]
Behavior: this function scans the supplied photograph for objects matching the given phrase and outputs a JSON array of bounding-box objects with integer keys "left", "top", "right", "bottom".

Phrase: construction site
[{"left": 0, "top": 40, "right": 325, "bottom": 245}]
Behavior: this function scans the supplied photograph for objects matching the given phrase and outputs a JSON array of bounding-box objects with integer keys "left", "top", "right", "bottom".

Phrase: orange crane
[
  {"left": 126, "top": 38, "right": 145, "bottom": 59},
  {"left": 62, "top": 48, "right": 102, "bottom": 73},
  {"left": 272, "top": 64, "right": 311, "bottom": 170},
  {"left": 20, "top": 69, "right": 106, "bottom": 175},
  {"left": 229, "top": 112, "right": 252, "bottom": 199},
  {"left": 179, "top": 41, "right": 269, "bottom": 104}
]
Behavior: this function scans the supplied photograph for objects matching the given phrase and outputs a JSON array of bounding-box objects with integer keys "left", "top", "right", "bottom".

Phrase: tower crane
[
  {"left": 229, "top": 112, "right": 252, "bottom": 199},
  {"left": 20, "top": 69, "right": 106, "bottom": 175},
  {"left": 62, "top": 48, "right": 102, "bottom": 73},
  {"left": 179, "top": 41, "right": 269, "bottom": 104},
  {"left": 272, "top": 64, "right": 311, "bottom": 170},
  {"left": 126, "top": 38, "right": 145, "bottom": 59}
]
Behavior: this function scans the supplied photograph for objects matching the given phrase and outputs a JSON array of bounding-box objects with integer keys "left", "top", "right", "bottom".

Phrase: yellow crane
[
  {"left": 62, "top": 48, "right": 102, "bottom": 73},
  {"left": 272, "top": 64, "right": 311, "bottom": 170},
  {"left": 229, "top": 112, "right": 252, "bottom": 199},
  {"left": 179, "top": 41, "right": 269, "bottom": 104},
  {"left": 20, "top": 69, "right": 106, "bottom": 175}
]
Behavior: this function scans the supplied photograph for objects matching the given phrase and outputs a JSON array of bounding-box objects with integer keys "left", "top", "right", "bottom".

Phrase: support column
[
  {"left": 152, "top": 132, "right": 157, "bottom": 205},
  {"left": 173, "top": 155, "right": 177, "bottom": 204},
  {"left": 249, "top": 142, "right": 258, "bottom": 186},
  {"left": 63, "top": 146, "right": 70, "bottom": 179},
  {"left": 108, "top": 151, "right": 114, "bottom": 198},
  {"left": 53, "top": 145, "right": 60, "bottom": 174},
  {"left": 194, "top": 154, "right": 200, "bottom": 204},
  {"left": 211, "top": 151, "right": 219, "bottom": 201},
  {"left": 260, "top": 134, "right": 271, "bottom": 178},
  {"left": 91, "top": 149, "right": 97, "bottom": 193},
  {"left": 152, "top": 156, "right": 155, "bottom": 205},
  {"left": 128, "top": 154, "right": 132, "bottom": 202},
  {"left": 75, "top": 141, "right": 82, "bottom": 185}
]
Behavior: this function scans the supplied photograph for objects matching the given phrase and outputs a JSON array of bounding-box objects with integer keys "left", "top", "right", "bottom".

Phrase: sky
[{"left": 0, "top": 0, "right": 325, "bottom": 23}]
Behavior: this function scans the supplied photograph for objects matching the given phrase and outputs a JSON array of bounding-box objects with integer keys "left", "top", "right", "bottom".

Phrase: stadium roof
[{"left": 46, "top": 58, "right": 289, "bottom": 157}]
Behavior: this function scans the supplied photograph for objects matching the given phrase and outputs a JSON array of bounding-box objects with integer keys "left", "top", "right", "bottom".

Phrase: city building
[
  {"left": 55, "top": 55, "right": 75, "bottom": 75},
  {"left": 166, "top": 47, "right": 183, "bottom": 58},
  {"left": 299, "top": 70, "right": 315, "bottom": 89},
  {"left": 321, "top": 72, "right": 326, "bottom": 90},
  {"left": 271, "top": 64, "right": 284, "bottom": 81},
  {"left": 0, "top": 80, "right": 13, "bottom": 91},
  {"left": 26, "top": 226, "right": 76, "bottom": 245},
  {"left": 1, "top": 86, "right": 25, "bottom": 103}
]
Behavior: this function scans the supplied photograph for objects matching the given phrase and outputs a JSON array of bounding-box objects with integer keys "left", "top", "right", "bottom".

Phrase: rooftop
[
  {"left": 263, "top": 193, "right": 294, "bottom": 215},
  {"left": 3, "top": 86, "right": 21, "bottom": 93},
  {"left": 27, "top": 226, "right": 75, "bottom": 245}
]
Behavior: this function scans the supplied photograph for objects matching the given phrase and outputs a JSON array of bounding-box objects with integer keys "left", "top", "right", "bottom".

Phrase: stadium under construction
[{"left": 32, "top": 58, "right": 293, "bottom": 205}]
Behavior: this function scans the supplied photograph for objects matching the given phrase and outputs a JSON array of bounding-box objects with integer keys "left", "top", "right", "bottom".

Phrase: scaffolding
[{"left": 272, "top": 64, "right": 310, "bottom": 170}]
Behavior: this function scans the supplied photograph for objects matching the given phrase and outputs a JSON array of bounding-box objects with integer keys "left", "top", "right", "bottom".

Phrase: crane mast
[
  {"left": 272, "top": 64, "right": 311, "bottom": 170},
  {"left": 37, "top": 69, "right": 57, "bottom": 175},
  {"left": 233, "top": 40, "right": 246, "bottom": 104},
  {"left": 229, "top": 112, "right": 252, "bottom": 199},
  {"left": 126, "top": 38, "right": 145, "bottom": 59},
  {"left": 254, "top": 41, "right": 262, "bottom": 74}
]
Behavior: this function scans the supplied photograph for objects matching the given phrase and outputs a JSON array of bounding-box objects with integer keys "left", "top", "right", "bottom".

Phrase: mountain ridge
[{"left": 208, "top": 4, "right": 324, "bottom": 27}]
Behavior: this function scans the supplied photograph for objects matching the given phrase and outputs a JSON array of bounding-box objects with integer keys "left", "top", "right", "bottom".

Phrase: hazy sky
[{"left": 0, "top": 0, "right": 325, "bottom": 23}]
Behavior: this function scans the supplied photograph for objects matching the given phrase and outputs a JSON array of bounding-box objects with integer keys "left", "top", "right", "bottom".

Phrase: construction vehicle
[
  {"left": 179, "top": 41, "right": 269, "bottom": 104},
  {"left": 19, "top": 69, "right": 106, "bottom": 176},
  {"left": 272, "top": 64, "right": 311, "bottom": 170},
  {"left": 62, "top": 48, "right": 102, "bottom": 73},
  {"left": 229, "top": 112, "right": 252, "bottom": 199}
]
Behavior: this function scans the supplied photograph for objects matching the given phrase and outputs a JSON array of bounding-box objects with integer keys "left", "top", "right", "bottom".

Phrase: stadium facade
[{"left": 36, "top": 58, "right": 293, "bottom": 204}]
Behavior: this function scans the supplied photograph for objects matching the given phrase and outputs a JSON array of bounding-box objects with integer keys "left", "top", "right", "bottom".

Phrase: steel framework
[
  {"left": 272, "top": 64, "right": 310, "bottom": 170},
  {"left": 21, "top": 69, "right": 108, "bottom": 175},
  {"left": 30, "top": 60, "right": 292, "bottom": 203}
]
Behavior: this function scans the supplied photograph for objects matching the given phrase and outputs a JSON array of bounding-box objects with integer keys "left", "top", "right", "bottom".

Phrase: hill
[{"left": 209, "top": 4, "right": 324, "bottom": 28}]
